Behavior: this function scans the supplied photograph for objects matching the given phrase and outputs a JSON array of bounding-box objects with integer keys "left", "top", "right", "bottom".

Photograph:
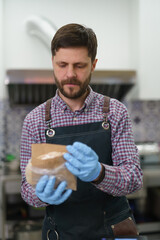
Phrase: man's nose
[{"left": 66, "top": 66, "right": 77, "bottom": 78}]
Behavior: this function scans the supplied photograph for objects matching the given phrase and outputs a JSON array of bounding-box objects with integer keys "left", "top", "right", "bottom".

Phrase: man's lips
[
  {"left": 62, "top": 82, "right": 80, "bottom": 87},
  {"left": 62, "top": 79, "right": 81, "bottom": 86},
  {"left": 64, "top": 83, "right": 79, "bottom": 86}
]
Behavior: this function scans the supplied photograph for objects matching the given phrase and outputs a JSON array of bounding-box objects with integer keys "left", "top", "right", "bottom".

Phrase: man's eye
[
  {"left": 58, "top": 63, "right": 66, "bottom": 68},
  {"left": 76, "top": 65, "right": 85, "bottom": 68}
]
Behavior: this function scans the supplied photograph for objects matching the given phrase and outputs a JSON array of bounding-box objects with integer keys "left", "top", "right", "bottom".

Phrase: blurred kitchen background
[{"left": 0, "top": 0, "right": 160, "bottom": 239}]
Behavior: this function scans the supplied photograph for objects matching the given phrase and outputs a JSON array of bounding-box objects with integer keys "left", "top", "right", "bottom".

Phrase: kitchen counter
[
  {"left": 127, "top": 167, "right": 160, "bottom": 199},
  {"left": 128, "top": 167, "right": 160, "bottom": 234},
  {"left": 1, "top": 166, "right": 160, "bottom": 239},
  {"left": 0, "top": 170, "right": 21, "bottom": 240},
  {"left": 143, "top": 167, "right": 160, "bottom": 187}
]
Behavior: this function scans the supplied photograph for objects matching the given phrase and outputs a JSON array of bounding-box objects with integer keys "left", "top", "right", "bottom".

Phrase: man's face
[{"left": 52, "top": 47, "right": 97, "bottom": 99}]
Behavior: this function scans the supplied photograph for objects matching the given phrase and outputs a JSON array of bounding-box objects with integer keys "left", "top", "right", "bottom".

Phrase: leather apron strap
[
  {"left": 45, "top": 96, "right": 110, "bottom": 122},
  {"left": 103, "top": 96, "right": 110, "bottom": 114},
  {"left": 45, "top": 98, "right": 52, "bottom": 122}
]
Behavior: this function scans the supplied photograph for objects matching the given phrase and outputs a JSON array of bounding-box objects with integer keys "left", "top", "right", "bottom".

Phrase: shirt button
[
  {"left": 84, "top": 109, "right": 88, "bottom": 112},
  {"left": 73, "top": 117, "right": 77, "bottom": 121}
]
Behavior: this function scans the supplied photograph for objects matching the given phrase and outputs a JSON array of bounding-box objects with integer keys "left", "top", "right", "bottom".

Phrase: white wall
[
  {"left": 1, "top": 0, "right": 160, "bottom": 99},
  {"left": 0, "top": 0, "right": 6, "bottom": 99},
  {"left": 3, "top": 0, "right": 135, "bottom": 70},
  {"left": 138, "top": 0, "right": 160, "bottom": 99}
]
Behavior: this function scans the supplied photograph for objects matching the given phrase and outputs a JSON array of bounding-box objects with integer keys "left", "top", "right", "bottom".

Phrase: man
[{"left": 20, "top": 23, "right": 143, "bottom": 240}]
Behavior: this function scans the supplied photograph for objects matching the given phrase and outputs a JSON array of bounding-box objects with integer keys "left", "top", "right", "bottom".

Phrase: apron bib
[{"left": 42, "top": 96, "right": 133, "bottom": 240}]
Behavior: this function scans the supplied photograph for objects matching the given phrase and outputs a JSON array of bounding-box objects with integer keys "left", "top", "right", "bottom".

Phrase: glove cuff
[
  {"left": 87, "top": 162, "right": 101, "bottom": 182},
  {"left": 91, "top": 164, "right": 105, "bottom": 184}
]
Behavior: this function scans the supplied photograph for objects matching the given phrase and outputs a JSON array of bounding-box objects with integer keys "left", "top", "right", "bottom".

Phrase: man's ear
[{"left": 91, "top": 59, "right": 98, "bottom": 72}]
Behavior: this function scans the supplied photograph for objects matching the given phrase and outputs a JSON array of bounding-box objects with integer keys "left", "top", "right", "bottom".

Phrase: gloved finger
[
  {"left": 73, "top": 142, "right": 97, "bottom": 157},
  {"left": 66, "top": 145, "right": 84, "bottom": 162},
  {"left": 63, "top": 152, "right": 82, "bottom": 168},
  {"left": 54, "top": 189, "right": 72, "bottom": 205},
  {"left": 65, "top": 162, "right": 80, "bottom": 176},
  {"left": 43, "top": 176, "right": 56, "bottom": 197},
  {"left": 52, "top": 181, "right": 67, "bottom": 201},
  {"left": 36, "top": 175, "right": 49, "bottom": 193}
]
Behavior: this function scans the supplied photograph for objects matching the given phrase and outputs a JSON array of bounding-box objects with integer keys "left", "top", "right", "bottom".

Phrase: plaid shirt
[{"left": 20, "top": 87, "right": 143, "bottom": 207}]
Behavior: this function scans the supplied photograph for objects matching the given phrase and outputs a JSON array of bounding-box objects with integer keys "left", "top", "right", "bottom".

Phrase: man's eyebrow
[
  {"left": 56, "top": 61, "right": 88, "bottom": 65},
  {"left": 56, "top": 61, "right": 67, "bottom": 63},
  {"left": 74, "top": 62, "right": 88, "bottom": 64}
]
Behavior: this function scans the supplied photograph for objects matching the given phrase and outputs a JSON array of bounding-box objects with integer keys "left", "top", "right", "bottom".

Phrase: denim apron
[{"left": 42, "top": 96, "right": 135, "bottom": 240}]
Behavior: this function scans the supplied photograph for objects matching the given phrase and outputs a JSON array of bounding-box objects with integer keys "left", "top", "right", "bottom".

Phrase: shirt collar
[
  {"left": 84, "top": 86, "right": 95, "bottom": 109},
  {"left": 53, "top": 85, "right": 95, "bottom": 112},
  {"left": 53, "top": 90, "right": 67, "bottom": 111}
]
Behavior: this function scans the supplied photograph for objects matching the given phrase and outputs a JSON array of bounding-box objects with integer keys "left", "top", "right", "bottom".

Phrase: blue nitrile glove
[
  {"left": 64, "top": 142, "right": 101, "bottom": 182},
  {"left": 35, "top": 175, "right": 72, "bottom": 205}
]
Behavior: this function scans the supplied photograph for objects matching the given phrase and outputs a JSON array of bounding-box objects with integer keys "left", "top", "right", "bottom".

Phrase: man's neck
[{"left": 58, "top": 90, "right": 89, "bottom": 112}]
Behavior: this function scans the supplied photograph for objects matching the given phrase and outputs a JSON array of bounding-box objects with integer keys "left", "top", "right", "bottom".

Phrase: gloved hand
[
  {"left": 64, "top": 142, "right": 101, "bottom": 182},
  {"left": 35, "top": 175, "right": 72, "bottom": 205}
]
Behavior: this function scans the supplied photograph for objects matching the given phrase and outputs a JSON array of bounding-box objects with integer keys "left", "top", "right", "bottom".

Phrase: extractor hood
[{"left": 5, "top": 69, "right": 136, "bottom": 105}]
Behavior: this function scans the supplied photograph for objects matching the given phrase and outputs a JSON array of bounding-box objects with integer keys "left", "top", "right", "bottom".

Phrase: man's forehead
[
  {"left": 53, "top": 47, "right": 91, "bottom": 63},
  {"left": 54, "top": 47, "right": 89, "bottom": 56}
]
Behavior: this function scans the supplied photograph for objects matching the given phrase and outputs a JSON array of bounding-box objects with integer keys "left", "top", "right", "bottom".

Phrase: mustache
[{"left": 61, "top": 78, "right": 81, "bottom": 86}]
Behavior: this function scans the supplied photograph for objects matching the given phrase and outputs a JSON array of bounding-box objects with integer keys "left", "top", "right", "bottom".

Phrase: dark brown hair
[{"left": 51, "top": 23, "right": 97, "bottom": 62}]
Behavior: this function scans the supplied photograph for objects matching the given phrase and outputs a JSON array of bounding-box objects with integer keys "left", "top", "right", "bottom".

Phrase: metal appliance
[{"left": 5, "top": 69, "right": 136, "bottom": 105}]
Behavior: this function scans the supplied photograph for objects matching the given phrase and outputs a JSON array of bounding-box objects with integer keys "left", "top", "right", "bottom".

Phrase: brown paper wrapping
[{"left": 25, "top": 143, "right": 77, "bottom": 190}]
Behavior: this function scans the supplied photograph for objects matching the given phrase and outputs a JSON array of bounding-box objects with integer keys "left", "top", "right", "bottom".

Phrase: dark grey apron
[{"left": 42, "top": 96, "right": 134, "bottom": 240}]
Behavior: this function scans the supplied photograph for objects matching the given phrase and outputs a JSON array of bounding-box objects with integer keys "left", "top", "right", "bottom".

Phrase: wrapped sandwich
[{"left": 25, "top": 143, "right": 77, "bottom": 190}]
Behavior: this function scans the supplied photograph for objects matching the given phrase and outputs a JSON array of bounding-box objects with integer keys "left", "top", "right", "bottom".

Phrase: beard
[{"left": 53, "top": 73, "right": 91, "bottom": 99}]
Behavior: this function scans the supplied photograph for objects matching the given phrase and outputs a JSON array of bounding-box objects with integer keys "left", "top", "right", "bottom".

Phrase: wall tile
[
  {"left": 125, "top": 100, "right": 160, "bottom": 143},
  {"left": 0, "top": 99, "right": 160, "bottom": 161}
]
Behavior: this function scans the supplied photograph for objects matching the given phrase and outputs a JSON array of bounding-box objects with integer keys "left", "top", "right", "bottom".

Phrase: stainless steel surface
[
  {"left": 137, "top": 143, "right": 160, "bottom": 166},
  {"left": 135, "top": 143, "right": 160, "bottom": 235},
  {"left": 127, "top": 168, "right": 160, "bottom": 199},
  {"left": 137, "top": 142, "right": 160, "bottom": 187},
  {"left": 0, "top": 172, "right": 21, "bottom": 240},
  {"left": 5, "top": 69, "right": 136, "bottom": 104},
  {"left": 14, "top": 221, "right": 41, "bottom": 240},
  {"left": 137, "top": 143, "right": 160, "bottom": 155},
  {"left": 137, "top": 222, "right": 160, "bottom": 234},
  {"left": 143, "top": 168, "right": 160, "bottom": 187}
]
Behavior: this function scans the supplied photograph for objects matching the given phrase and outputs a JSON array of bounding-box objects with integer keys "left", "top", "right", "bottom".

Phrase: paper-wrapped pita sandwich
[{"left": 25, "top": 143, "right": 77, "bottom": 190}]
